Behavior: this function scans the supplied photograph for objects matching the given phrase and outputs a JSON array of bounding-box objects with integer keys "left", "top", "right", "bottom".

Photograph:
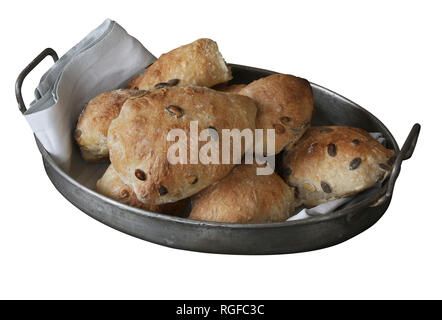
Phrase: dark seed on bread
[
  {"left": 321, "top": 181, "right": 332, "bottom": 193},
  {"left": 135, "top": 169, "right": 146, "bottom": 181},
  {"left": 349, "top": 158, "right": 362, "bottom": 170},
  {"left": 327, "top": 143, "right": 337, "bottom": 157}
]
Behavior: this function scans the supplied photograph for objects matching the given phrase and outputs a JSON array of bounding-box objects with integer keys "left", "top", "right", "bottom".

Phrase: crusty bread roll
[
  {"left": 75, "top": 89, "right": 147, "bottom": 162},
  {"left": 213, "top": 83, "right": 246, "bottom": 94},
  {"left": 129, "top": 38, "right": 232, "bottom": 90},
  {"left": 281, "top": 126, "right": 396, "bottom": 207},
  {"left": 239, "top": 74, "right": 314, "bottom": 155},
  {"left": 189, "top": 164, "right": 296, "bottom": 223},
  {"left": 108, "top": 86, "right": 257, "bottom": 205},
  {"left": 96, "top": 164, "right": 187, "bottom": 216}
]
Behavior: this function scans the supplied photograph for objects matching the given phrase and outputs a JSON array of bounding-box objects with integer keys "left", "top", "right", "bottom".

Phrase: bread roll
[
  {"left": 239, "top": 74, "right": 314, "bottom": 155},
  {"left": 75, "top": 89, "right": 147, "bottom": 162},
  {"left": 96, "top": 165, "right": 187, "bottom": 216},
  {"left": 108, "top": 86, "right": 257, "bottom": 205},
  {"left": 129, "top": 38, "right": 232, "bottom": 90},
  {"left": 189, "top": 164, "right": 296, "bottom": 223},
  {"left": 281, "top": 126, "right": 396, "bottom": 207}
]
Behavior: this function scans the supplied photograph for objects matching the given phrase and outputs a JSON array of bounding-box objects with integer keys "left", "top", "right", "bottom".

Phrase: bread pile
[{"left": 75, "top": 38, "right": 395, "bottom": 223}]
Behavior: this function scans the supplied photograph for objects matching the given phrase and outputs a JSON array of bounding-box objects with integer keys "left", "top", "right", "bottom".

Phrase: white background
[{"left": 1, "top": 0, "right": 440, "bottom": 299}]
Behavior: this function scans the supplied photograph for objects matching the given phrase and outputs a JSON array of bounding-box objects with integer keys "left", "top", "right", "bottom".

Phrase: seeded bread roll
[
  {"left": 239, "top": 74, "right": 314, "bottom": 155},
  {"left": 96, "top": 165, "right": 187, "bottom": 215},
  {"left": 213, "top": 83, "right": 246, "bottom": 94},
  {"left": 281, "top": 126, "right": 396, "bottom": 207},
  {"left": 129, "top": 38, "right": 232, "bottom": 90},
  {"left": 189, "top": 164, "right": 296, "bottom": 223},
  {"left": 75, "top": 89, "right": 147, "bottom": 162},
  {"left": 108, "top": 86, "right": 257, "bottom": 205}
]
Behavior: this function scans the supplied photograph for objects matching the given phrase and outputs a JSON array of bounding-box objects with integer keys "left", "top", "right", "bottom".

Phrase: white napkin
[{"left": 24, "top": 19, "right": 156, "bottom": 171}]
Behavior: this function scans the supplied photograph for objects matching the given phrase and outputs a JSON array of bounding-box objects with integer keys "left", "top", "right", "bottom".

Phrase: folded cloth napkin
[
  {"left": 286, "top": 132, "right": 387, "bottom": 221},
  {"left": 24, "top": 19, "right": 156, "bottom": 170}
]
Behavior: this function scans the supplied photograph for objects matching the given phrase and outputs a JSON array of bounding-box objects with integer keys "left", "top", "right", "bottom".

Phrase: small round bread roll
[
  {"left": 281, "top": 126, "right": 396, "bottom": 207},
  {"left": 108, "top": 86, "right": 257, "bottom": 205},
  {"left": 96, "top": 165, "right": 187, "bottom": 216},
  {"left": 129, "top": 38, "right": 232, "bottom": 90},
  {"left": 75, "top": 89, "right": 147, "bottom": 162},
  {"left": 239, "top": 74, "right": 314, "bottom": 155},
  {"left": 189, "top": 164, "right": 296, "bottom": 223},
  {"left": 213, "top": 83, "right": 246, "bottom": 94}
]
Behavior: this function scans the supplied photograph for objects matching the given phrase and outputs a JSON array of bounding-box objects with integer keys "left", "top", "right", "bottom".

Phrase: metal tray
[{"left": 16, "top": 48, "right": 421, "bottom": 254}]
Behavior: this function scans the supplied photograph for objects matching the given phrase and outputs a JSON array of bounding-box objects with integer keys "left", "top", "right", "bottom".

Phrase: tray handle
[
  {"left": 15, "top": 48, "right": 59, "bottom": 114},
  {"left": 383, "top": 123, "right": 421, "bottom": 200},
  {"left": 344, "top": 123, "right": 420, "bottom": 217}
]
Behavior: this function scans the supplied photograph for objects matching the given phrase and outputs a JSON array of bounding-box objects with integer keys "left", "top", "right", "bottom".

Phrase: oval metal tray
[{"left": 17, "top": 48, "right": 420, "bottom": 254}]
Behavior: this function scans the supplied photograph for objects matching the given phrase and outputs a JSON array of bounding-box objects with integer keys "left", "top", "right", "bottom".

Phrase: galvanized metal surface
[{"left": 19, "top": 49, "right": 420, "bottom": 254}]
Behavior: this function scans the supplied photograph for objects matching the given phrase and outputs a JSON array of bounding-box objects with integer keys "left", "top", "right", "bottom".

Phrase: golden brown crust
[
  {"left": 129, "top": 38, "right": 232, "bottom": 90},
  {"left": 212, "top": 83, "right": 246, "bottom": 93},
  {"left": 75, "top": 89, "right": 147, "bottom": 162},
  {"left": 96, "top": 165, "right": 187, "bottom": 216},
  {"left": 281, "top": 126, "right": 396, "bottom": 207},
  {"left": 107, "top": 86, "right": 257, "bottom": 205},
  {"left": 189, "top": 164, "right": 296, "bottom": 223},
  {"left": 239, "top": 74, "right": 314, "bottom": 155}
]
